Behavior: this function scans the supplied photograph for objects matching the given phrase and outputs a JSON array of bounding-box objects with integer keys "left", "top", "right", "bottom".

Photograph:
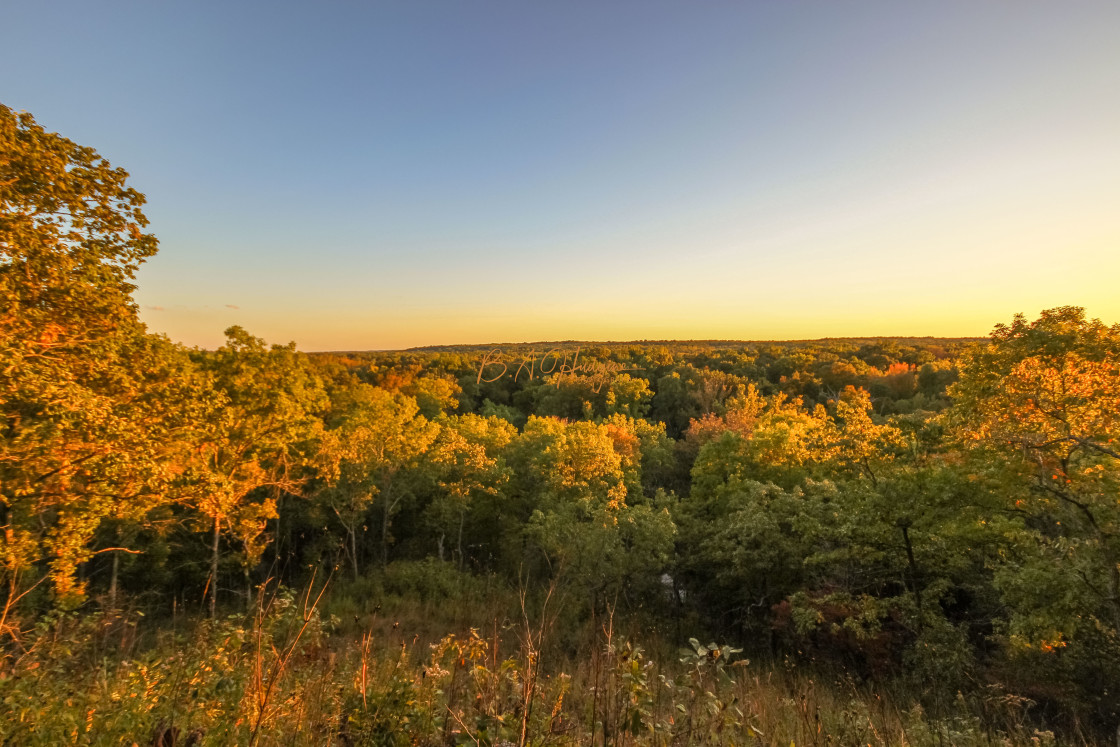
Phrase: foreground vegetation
[
  {"left": 3, "top": 102, "right": 1120, "bottom": 743},
  {"left": 1, "top": 575, "right": 1069, "bottom": 746}
]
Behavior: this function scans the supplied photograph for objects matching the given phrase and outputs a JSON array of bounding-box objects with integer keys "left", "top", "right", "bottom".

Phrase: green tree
[
  {"left": 950, "top": 307, "right": 1120, "bottom": 636},
  {"left": 510, "top": 416, "right": 674, "bottom": 607},
  {"left": 604, "top": 373, "right": 653, "bottom": 419},
  {"left": 949, "top": 307, "right": 1120, "bottom": 728}
]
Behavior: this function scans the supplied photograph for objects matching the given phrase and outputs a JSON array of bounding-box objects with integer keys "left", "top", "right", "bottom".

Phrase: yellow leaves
[
  {"left": 741, "top": 394, "right": 833, "bottom": 470},
  {"left": 828, "top": 387, "right": 905, "bottom": 478},
  {"left": 519, "top": 416, "right": 627, "bottom": 506},
  {"left": 605, "top": 484, "right": 628, "bottom": 517}
]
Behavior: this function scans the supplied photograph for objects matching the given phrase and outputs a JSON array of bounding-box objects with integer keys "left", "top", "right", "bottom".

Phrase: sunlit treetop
[
  {"left": 951, "top": 306, "right": 1120, "bottom": 453},
  {"left": 1, "top": 102, "right": 158, "bottom": 345}
]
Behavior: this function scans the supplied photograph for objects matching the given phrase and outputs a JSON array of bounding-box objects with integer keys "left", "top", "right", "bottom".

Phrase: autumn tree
[
  {"left": 317, "top": 384, "right": 438, "bottom": 571},
  {"left": 599, "top": 413, "right": 675, "bottom": 500},
  {"left": 422, "top": 413, "right": 513, "bottom": 567},
  {"left": 184, "top": 327, "right": 327, "bottom": 615},
  {"left": 603, "top": 373, "right": 653, "bottom": 419},
  {"left": 510, "top": 416, "right": 675, "bottom": 608},
  {"left": 0, "top": 103, "right": 171, "bottom": 609},
  {"left": 951, "top": 307, "right": 1120, "bottom": 639},
  {"left": 828, "top": 386, "right": 907, "bottom": 485}
]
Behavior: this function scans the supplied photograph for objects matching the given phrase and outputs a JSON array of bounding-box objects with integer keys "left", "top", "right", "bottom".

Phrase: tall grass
[{"left": 0, "top": 569, "right": 1086, "bottom": 746}]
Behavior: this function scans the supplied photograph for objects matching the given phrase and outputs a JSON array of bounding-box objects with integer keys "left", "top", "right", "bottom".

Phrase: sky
[{"left": 3, "top": 1, "right": 1119, "bottom": 350}]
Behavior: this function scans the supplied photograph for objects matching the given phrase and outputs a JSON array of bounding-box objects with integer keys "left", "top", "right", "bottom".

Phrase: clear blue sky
[{"left": 4, "top": 1, "right": 1119, "bottom": 349}]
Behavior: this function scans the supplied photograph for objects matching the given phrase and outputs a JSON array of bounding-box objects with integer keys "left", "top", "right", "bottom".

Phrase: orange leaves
[
  {"left": 36, "top": 322, "right": 65, "bottom": 347},
  {"left": 603, "top": 421, "right": 641, "bottom": 465},
  {"left": 1022, "top": 633, "right": 1068, "bottom": 654},
  {"left": 952, "top": 309, "right": 1120, "bottom": 486}
]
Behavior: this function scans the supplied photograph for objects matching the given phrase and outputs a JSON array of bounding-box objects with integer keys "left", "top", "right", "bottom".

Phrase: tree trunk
[
  {"left": 1109, "top": 555, "right": 1120, "bottom": 638},
  {"left": 457, "top": 510, "right": 465, "bottom": 570},
  {"left": 381, "top": 497, "right": 390, "bottom": 568},
  {"left": 350, "top": 525, "right": 359, "bottom": 580},
  {"left": 109, "top": 551, "right": 119, "bottom": 609},
  {"left": 380, "top": 484, "right": 395, "bottom": 568},
  {"left": 210, "top": 516, "right": 220, "bottom": 619},
  {"left": 274, "top": 494, "right": 282, "bottom": 570},
  {"left": 899, "top": 521, "right": 922, "bottom": 617}
]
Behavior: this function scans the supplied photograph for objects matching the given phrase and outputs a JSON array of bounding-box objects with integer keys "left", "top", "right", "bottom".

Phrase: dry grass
[{"left": 0, "top": 583, "right": 1088, "bottom": 746}]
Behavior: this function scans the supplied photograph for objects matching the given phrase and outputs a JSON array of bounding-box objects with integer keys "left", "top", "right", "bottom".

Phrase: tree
[
  {"left": 184, "top": 327, "right": 327, "bottom": 616},
  {"left": 950, "top": 307, "right": 1120, "bottom": 637},
  {"left": 1, "top": 103, "right": 167, "bottom": 607},
  {"left": 945, "top": 307, "right": 1120, "bottom": 727},
  {"left": 603, "top": 373, "right": 653, "bottom": 420},
  {"left": 687, "top": 390, "right": 836, "bottom": 491},
  {"left": 599, "top": 413, "right": 675, "bottom": 500},
  {"left": 828, "top": 386, "right": 906, "bottom": 485},
  {"left": 422, "top": 414, "right": 512, "bottom": 567},
  {"left": 0, "top": 104, "right": 157, "bottom": 346},
  {"left": 510, "top": 416, "right": 675, "bottom": 608},
  {"left": 317, "top": 384, "right": 437, "bottom": 571}
]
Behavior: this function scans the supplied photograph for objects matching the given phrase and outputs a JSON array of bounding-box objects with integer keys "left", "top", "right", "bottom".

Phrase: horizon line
[{"left": 302, "top": 334, "right": 988, "bottom": 355}]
